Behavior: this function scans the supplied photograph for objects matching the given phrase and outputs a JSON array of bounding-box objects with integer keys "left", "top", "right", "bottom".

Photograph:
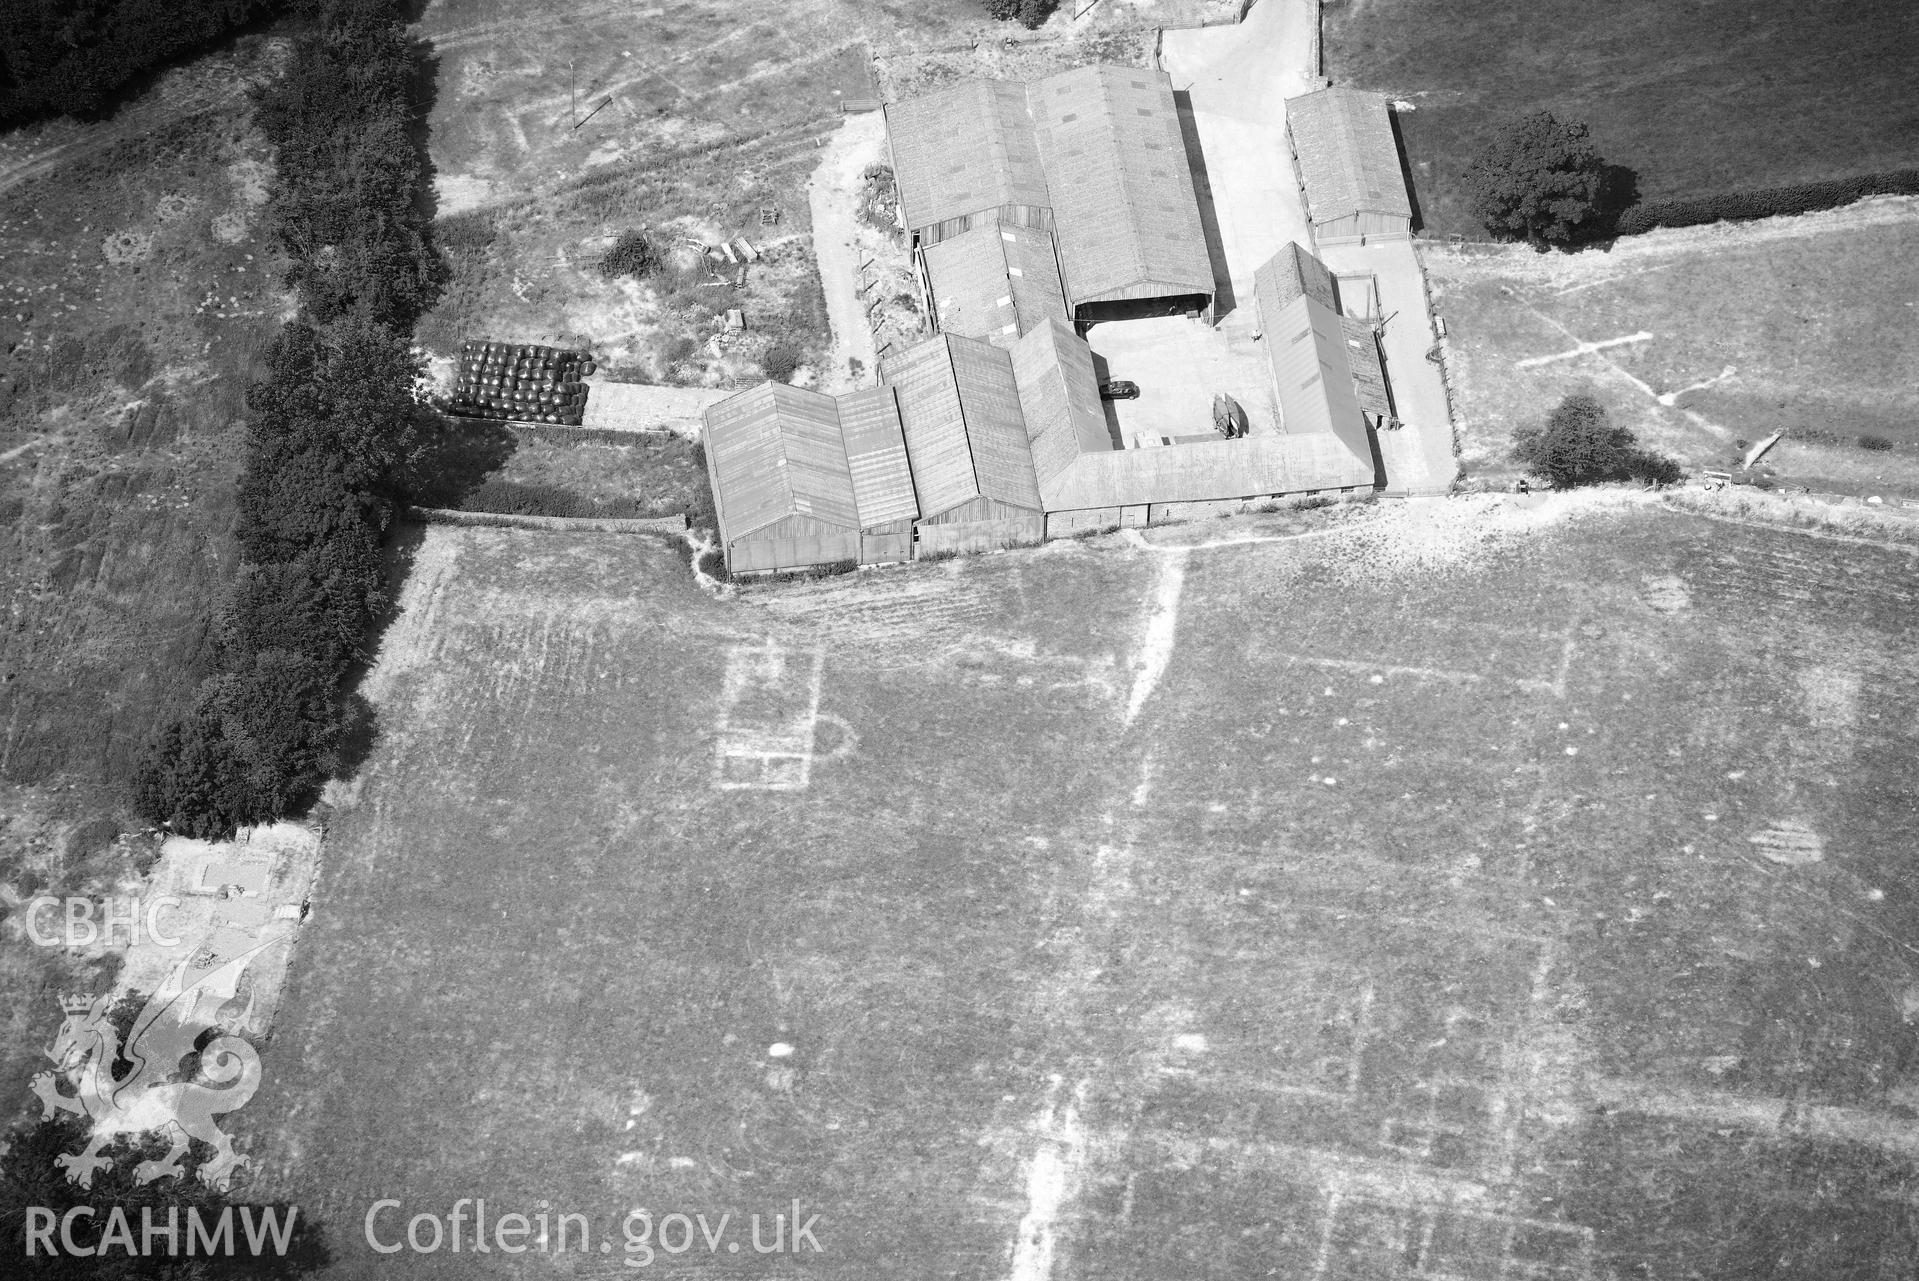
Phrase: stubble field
[{"left": 246, "top": 497, "right": 1919, "bottom": 1278}]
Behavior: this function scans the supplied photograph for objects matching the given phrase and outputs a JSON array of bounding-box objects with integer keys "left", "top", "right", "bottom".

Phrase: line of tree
[
  {"left": 133, "top": 0, "right": 442, "bottom": 837},
  {"left": 0, "top": 0, "right": 288, "bottom": 124}
]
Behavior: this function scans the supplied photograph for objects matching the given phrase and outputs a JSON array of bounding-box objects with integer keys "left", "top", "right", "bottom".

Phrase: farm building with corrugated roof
[
  {"left": 884, "top": 65, "right": 1215, "bottom": 327},
  {"left": 882, "top": 79, "right": 1054, "bottom": 248},
  {"left": 1254, "top": 241, "right": 1392, "bottom": 475},
  {"left": 879, "top": 332, "right": 1046, "bottom": 556},
  {"left": 922, "top": 223, "right": 1070, "bottom": 349},
  {"left": 701, "top": 382, "right": 918, "bottom": 574},
  {"left": 1027, "top": 65, "right": 1216, "bottom": 323},
  {"left": 1284, "top": 87, "right": 1412, "bottom": 245}
]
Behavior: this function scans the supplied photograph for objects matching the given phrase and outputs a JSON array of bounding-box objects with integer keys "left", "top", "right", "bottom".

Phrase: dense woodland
[
  {"left": 0, "top": 0, "right": 286, "bottom": 123},
  {"left": 133, "top": 0, "right": 442, "bottom": 836}
]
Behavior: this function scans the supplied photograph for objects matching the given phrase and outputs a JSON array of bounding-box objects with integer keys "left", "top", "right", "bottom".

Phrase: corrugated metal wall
[
  {"left": 1310, "top": 210, "right": 1411, "bottom": 245},
  {"left": 727, "top": 513, "right": 860, "bottom": 574},
  {"left": 916, "top": 496, "right": 1044, "bottom": 555},
  {"left": 859, "top": 518, "right": 914, "bottom": 565},
  {"left": 915, "top": 204, "right": 1055, "bottom": 250}
]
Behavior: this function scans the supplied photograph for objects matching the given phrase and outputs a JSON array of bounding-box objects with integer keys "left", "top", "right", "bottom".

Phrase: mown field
[
  {"left": 245, "top": 498, "right": 1919, "bottom": 1277},
  {"left": 1426, "top": 201, "right": 1919, "bottom": 496},
  {"left": 1324, "top": 0, "right": 1919, "bottom": 237}
]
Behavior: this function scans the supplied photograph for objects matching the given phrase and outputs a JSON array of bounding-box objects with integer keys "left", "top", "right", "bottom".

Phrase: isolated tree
[
  {"left": 1511, "top": 393, "right": 1679, "bottom": 488},
  {"left": 1466, "top": 111, "right": 1605, "bottom": 248}
]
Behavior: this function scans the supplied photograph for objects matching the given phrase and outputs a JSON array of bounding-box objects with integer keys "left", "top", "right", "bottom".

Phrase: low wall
[{"left": 402, "top": 506, "right": 689, "bottom": 535}]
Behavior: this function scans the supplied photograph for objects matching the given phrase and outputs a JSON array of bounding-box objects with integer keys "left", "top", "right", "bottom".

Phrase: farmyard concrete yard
[{"left": 240, "top": 497, "right": 1919, "bottom": 1277}]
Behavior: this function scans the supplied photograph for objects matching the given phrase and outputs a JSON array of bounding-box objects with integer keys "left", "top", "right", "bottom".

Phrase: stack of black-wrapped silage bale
[{"left": 450, "top": 341, "right": 598, "bottom": 424}]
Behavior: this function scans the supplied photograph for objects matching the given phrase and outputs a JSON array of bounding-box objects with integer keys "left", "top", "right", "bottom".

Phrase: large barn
[
  {"left": 1284, "top": 87, "right": 1413, "bottom": 245},
  {"left": 1026, "top": 66, "right": 1216, "bottom": 323},
  {"left": 1254, "top": 241, "right": 1390, "bottom": 476},
  {"left": 885, "top": 65, "right": 1215, "bottom": 327},
  {"left": 701, "top": 382, "right": 919, "bottom": 575}
]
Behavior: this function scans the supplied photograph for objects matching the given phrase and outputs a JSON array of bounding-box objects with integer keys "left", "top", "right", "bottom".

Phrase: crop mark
[
  {"left": 712, "top": 639, "right": 831, "bottom": 790},
  {"left": 1515, "top": 329, "right": 1654, "bottom": 368},
  {"left": 1277, "top": 654, "right": 1486, "bottom": 685},
  {"left": 1311, "top": 1183, "right": 1594, "bottom": 1281},
  {"left": 1125, "top": 549, "right": 1187, "bottom": 727}
]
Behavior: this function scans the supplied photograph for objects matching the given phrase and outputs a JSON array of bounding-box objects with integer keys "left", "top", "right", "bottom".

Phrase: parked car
[{"left": 1099, "top": 380, "right": 1139, "bottom": 401}]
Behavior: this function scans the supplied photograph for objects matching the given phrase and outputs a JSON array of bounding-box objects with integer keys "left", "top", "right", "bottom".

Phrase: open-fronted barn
[
  {"left": 1028, "top": 65, "right": 1216, "bottom": 323},
  {"left": 1284, "top": 87, "right": 1413, "bottom": 245},
  {"left": 701, "top": 382, "right": 919, "bottom": 574},
  {"left": 880, "top": 333, "right": 1046, "bottom": 555}
]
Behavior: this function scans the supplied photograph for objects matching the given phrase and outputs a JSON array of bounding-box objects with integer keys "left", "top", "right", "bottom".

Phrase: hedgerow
[{"left": 1615, "top": 170, "right": 1919, "bottom": 236}]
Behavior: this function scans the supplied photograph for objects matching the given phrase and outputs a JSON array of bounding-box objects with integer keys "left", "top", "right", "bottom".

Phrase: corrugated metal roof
[
  {"left": 1011, "top": 317, "right": 1113, "bottom": 488},
  {"left": 835, "top": 385, "right": 920, "bottom": 527},
  {"left": 1254, "top": 245, "right": 1379, "bottom": 464},
  {"left": 923, "top": 223, "right": 1069, "bottom": 348},
  {"left": 1043, "top": 433, "right": 1377, "bottom": 512},
  {"left": 702, "top": 383, "right": 860, "bottom": 541},
  {"left": 883, "top": 80, "right": 1050, "bottom": 234},
  {"left": 947, "top": 334, "right": 1043, "bottom": 510},
  {"left": 1285, "top": 87, "right": 1413, "bottom": 224},
  {"left": 1341, "top": 316, "right": 1391, "bottom": 416},
  {"left": 1029, "top": 65, "right": 1214, "bottom": 308},
  {"left": 881, "top": 333, "right": 1043, "bottom": 518},
  {"left": 1254, "top": 241, "right": 1338, "bottom": 313}
]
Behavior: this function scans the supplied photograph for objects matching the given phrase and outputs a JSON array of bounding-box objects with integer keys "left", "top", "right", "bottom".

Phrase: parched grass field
[
  {"left": 247, "top": 496, "right": 1919, "bottom": 1278},
  {"left": 1324, "top": 0, "right": 1919, "bottom": 238},
  {"left": 1425, "top": 200, "right": 1919, "bottom": 495}
]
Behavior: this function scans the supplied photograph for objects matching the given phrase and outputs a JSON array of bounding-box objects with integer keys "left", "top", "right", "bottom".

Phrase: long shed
[{"left": 1254, "top": 241, "right": 1385, "bottom": 473}]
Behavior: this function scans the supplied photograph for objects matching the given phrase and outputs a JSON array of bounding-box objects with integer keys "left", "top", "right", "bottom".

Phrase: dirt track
[{"left": 807, "top": 112, "right": 887, "bottom": 392}]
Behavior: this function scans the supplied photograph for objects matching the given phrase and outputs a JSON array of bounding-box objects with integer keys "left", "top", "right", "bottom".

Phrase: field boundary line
[{"left": 1665, "top": 500, "right": 1919, "bottom": 553}]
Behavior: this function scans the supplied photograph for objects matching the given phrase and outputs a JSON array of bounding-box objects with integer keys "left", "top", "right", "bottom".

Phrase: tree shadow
[
  {"left": 401, "top": 412, "right": 517, "bottom": 509},
  {"left": 1387, "top": 108, "right": 1426, "bottom": 236},
  {"left": 1569, "top": 163, "right": 1641, "bottom": 252},
  {"left": 1173, "top": 91, "right": 1237, "bottom": 318}
]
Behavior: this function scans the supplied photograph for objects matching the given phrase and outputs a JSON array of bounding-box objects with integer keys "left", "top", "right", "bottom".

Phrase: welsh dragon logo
[{"left": 30, "top": 941, "right": 278, "bottom": 1191}]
